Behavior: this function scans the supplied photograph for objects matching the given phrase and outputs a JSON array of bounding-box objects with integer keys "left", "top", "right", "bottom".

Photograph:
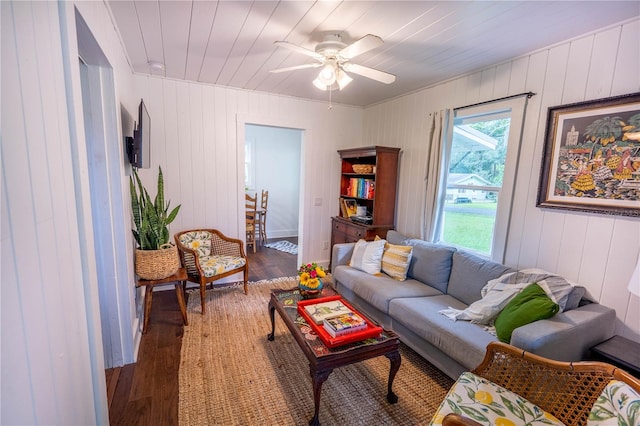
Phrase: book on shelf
[
  {"left": 303, "top": 299, "right": 352, "bottom": 325},
  {"left": 345, "top": 177, "right": 375, "bottom": 199},
  {"left": 323, "top": 312, "right": 368, "bottom": 338}
]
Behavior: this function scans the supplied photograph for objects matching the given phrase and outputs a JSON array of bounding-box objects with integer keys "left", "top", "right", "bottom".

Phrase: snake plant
[{"left": 130, "top": 166, "right": 181, "bottom": 250}]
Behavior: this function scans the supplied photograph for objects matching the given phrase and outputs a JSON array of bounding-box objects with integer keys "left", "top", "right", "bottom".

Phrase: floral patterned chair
[
  {"left": 174, "top": 229, "right": 248, "bottom": 314},
  {"left": 431, "top": 341, "right": 640, "bottom": 426}
]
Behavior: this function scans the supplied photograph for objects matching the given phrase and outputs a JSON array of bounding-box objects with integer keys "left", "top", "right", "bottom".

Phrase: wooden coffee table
[{"left": 267, "top": 286, "right": 401, "bottom": 426}]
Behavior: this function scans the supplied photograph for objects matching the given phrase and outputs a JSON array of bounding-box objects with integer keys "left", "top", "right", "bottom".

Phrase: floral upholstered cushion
[
  {"left": 179, "top": 231, "right": 212, "bottom": 257},
  {"left": 430, "top": 372, "right": 564, "bottom": 426},
  {"left": 588, "top": 379, "right": 640, "bottom": 425},
  {"left": 200, "top": 255, "right": 246, "bottom": 277}
]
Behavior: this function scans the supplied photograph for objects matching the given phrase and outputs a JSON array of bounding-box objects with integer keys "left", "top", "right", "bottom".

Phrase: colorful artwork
[{"left": 538, "top": 93, "right": 640, "bottom": 217}]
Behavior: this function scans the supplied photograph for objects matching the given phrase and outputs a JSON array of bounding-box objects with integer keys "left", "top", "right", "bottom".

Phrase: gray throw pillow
[
  {"left": 447, "top": 251, "right": 514, "bottom": 306},
  {"left": 386, "top": 230, "right": 410, "bottom": 245},
  {"left": 406, "top": 240, "right": 455, "bottom": 293}
]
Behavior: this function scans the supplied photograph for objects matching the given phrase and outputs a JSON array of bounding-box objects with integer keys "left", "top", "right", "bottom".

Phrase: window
[{"left": 437, "top": 97, "right": 527, "bottom": 261}]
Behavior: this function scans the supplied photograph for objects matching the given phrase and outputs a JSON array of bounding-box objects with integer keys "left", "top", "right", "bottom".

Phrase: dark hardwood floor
[{"left": 107, "top": 237, "right": 298, "bottom": 425}]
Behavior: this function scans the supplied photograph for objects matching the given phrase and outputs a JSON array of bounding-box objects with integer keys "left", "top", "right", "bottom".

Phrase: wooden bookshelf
[{"left": 330, "top": 146, "right": 400, "bottom": 268}]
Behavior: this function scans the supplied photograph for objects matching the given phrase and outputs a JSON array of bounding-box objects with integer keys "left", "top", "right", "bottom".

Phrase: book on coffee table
[
  {"left": 303, "top": 299, "right": 352, "bottom": 325},
  {"left": 323, "top": 312, "right": 367, "bottom": 337},
  {"left": 297, "top": 295, "right": 383, "bottom": 348}
]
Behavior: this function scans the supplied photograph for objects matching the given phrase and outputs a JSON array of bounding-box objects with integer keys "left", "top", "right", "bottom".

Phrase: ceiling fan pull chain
[{"left": 328, "top": 86, "right": 333, "bottom": 110}]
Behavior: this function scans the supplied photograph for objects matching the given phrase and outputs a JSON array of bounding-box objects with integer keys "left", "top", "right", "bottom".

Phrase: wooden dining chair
[
  {"left": 245, "top": 193, "right": 257, "bottom": 253},
  {"left": 259, "top": 190, "right": 269, "bottom": 245}
]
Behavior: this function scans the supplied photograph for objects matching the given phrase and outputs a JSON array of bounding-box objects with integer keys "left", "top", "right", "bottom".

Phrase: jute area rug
[{"left": 179, "top": 277, "right": 453, "bottom": 425}]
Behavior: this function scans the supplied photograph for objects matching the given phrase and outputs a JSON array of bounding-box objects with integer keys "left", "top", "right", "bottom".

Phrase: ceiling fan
[{"left": 271, "top": 33, "right": 396, "bottom": 91}]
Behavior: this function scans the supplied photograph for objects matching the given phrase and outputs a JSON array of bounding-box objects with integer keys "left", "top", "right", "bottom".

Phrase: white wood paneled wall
[
  {"left": 2, "top": 1, "right": 114, "bottom": 424},
  {"left": 2, "top": 0, "right": 140, "bottom": 423},
  {"left": 2, "top": 2, "right": 92, "bottom": 422},
  {"left": 133, "top": 75, "right": 364, "bottom": 268},
  {"left": 364, "top": 19, "right": 640, "bottom": 342}
]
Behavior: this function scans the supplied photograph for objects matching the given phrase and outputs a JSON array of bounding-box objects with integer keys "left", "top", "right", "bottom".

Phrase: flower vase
[{"left": 298, "top": 278, "right": 323, "bottom": 299}]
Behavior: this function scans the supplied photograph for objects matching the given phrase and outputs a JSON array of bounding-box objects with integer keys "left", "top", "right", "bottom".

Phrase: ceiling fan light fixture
[
  {"left": 276, "top": 33, "right": 393, "bottom": 94},
  {"left": 317, "top": 61, "right": 337, "bottom": 85},
  {"left": 336, "top": 69, "right": 353, "bottom": 90},
  {"left": 312, "top": 77, "right": 328, "bottom": 91}
]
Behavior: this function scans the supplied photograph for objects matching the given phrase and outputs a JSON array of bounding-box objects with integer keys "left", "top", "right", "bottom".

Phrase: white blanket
[{"left": 439, "top": 269, "right": 574, "bottom": 324}]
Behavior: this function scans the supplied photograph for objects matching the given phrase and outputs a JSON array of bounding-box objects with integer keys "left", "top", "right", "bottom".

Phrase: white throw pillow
[{"left": 349, "top": 239, "right": 386, "bottom": 275}]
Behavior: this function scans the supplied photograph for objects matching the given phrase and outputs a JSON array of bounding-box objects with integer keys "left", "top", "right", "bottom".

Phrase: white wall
[
  {"left": 133, "top": 75, "right": 364, "bottom": 268},
  {"left": 1, "top": 0, "right": 137, "bottom": 423},
  {"left": 363, "top": 19, "right": 640, "bottom": 342},
  {"left": 0, "top": 2, "right": 125, "bottom": 424},
  {"left": 246, "top": 124, "right": 301, "bottom": 239}
]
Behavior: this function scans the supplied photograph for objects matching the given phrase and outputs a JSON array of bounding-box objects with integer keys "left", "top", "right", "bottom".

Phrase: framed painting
[
  {"left": 343, "top": 199, "right": 358, "bottom": 217},
  {"left": 537, "top": 92, "right": 640, "bottom": 217}
]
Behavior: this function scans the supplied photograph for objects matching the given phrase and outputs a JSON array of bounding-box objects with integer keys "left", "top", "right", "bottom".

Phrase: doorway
[
  {"left": 76, "top": 10, "right": 133, "bottom": 369},
  {"left": 244, "top": 124, "right": 303, "bottom": 259}
]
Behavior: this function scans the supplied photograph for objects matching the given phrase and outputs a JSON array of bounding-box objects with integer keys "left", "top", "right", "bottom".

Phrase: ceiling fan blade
[
  {"left": 342, "top": 63, "right": 396, "bottom": 84},
  {"left": 270, "top": 63, "right": 322, "bottom": 73},
  {"left": 339, "top": 34, "right": 384, "bottom": 60},
  {"left": 274, "top": 41, "right": 324, "bottom": 61}
]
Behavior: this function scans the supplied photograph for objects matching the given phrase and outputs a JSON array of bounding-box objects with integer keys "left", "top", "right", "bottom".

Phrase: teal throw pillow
[{"left": 494, "top": 283, "right": 559, "bottom": 343}]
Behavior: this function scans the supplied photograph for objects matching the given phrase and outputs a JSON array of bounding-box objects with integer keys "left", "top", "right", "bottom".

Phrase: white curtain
[
  {"left": 421, "top": 109, "right": 453, "bottom": 242},
  {"left": 629, "top": 251, "right": 640, "bottom": 297}
]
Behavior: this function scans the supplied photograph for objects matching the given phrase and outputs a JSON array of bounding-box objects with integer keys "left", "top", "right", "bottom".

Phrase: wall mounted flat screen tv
[{"left": 126, "top": 99, "right": 151, "bottom": 169}]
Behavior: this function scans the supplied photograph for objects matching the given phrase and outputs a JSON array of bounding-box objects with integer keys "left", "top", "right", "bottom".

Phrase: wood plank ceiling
[{"left": 107, "top": 1, "right": 640, "bottom": 107}]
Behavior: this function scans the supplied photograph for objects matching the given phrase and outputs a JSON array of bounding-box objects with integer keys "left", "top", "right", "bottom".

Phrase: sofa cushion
[
  {"left": 494, "top": 283, "right": 559, "bottom": 343},
  {"left": 199, "top": 255, "right": 247, "bottom": 277},
  {"left": 385, "top": 230, "right": 411, "bottom": 245},
  {"left": 430, "top": 372, "right": 564, "bottom": 425},
  {"left": 349, "top": 239, "right": 386, "bottom": 275},
  {"left": 332, "top": 265, "right": 442, "bottom": 314},
  {"left": 405, "top": 240, "right": 455, "bottom": 293},
  {"left": 447, "top": 251, "right": 513, "bottom": 306},
  {"left": 389, "top": 295, "right": 496, "bottom": 369},
  {"left": 178, "top": 230, "right": 212, "bottom": 256},
  {"left": 376, "top": 236, "right": 413, "bottom": 281},
  {"left": 588, "top": 379, "right": 640, "bottom": 425}
]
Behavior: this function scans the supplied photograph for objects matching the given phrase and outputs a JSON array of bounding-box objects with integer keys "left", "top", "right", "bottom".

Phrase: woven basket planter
[{"left": 135, "top": 243, "right": 180, "bottom": 280}]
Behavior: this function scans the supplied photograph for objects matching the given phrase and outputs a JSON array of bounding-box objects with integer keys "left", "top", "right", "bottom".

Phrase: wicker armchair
[
  {"left": 174, "top": 229, "right": 248, "bottom": 314},
  {"left": 438, "top": 341, "right": 640, "bottom": 426}
]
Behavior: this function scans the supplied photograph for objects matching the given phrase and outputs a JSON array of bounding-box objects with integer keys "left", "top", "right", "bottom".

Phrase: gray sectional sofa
[{"left": 330, "top": 230, "right": 616, "bottom": 379}]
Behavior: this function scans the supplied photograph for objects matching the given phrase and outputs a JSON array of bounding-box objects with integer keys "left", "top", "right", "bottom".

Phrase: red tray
[{"left": 297, "top": 295, "right": 383, "bottom": 348}]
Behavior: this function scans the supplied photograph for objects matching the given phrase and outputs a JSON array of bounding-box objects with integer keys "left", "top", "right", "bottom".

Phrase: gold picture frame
[
  {"left": 537, "top": 92, "right": 640, "bottom": 217},
  {"left": 343, "top": 199, "right": 358, "bottom": 217}
]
